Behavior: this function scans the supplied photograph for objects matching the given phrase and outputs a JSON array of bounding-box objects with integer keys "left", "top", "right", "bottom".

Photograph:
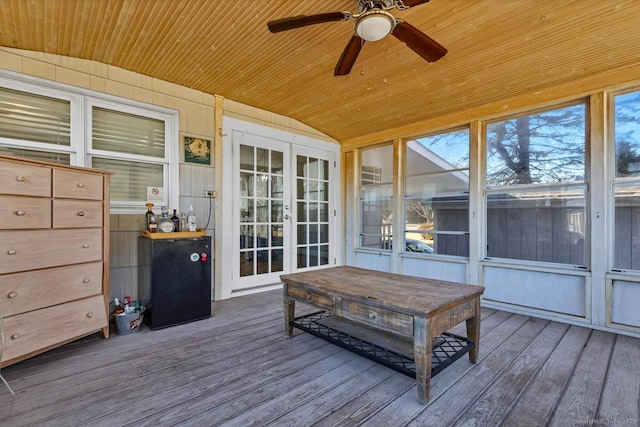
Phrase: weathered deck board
[
  {"left": 0, "top": 289, "right": 638, "bottom": 427},
  {"left": 502, "top": 325, "right": 592, "bottom": 426},
  {"left": 548, "top": 330, "right": 616, "bottom": 427}
]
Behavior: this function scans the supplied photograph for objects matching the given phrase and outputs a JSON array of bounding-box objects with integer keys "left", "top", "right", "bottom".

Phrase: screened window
[
  {"left": 613, "top": 90, "right": 640, "bottom": 271},
  {"left": 90, "top": 106, "right": 169, "bottom": 204},
  {"left": 0, "top": 87, "right": 71, "bottom": 147},
  {"left": 404, "top": 128, "right": 470, "bottom": 257},
  {"left": 360, "top": 144, "right": 393, "bottom": 250},
  {"left": 486, "top": 103, "right": 587, "bottom": 265}
]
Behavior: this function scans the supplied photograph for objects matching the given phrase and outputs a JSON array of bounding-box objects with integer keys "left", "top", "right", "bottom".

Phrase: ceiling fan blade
[
  {"left": 401, "top": 0, "right": 431, "bottom": 6},
  {"left": 392, "top": 21, "right": 447, "bottom": 62},
  {"left": 334, "top": 35, "right": 364, "bottom": 76},
  {"left": 268, "top": 12, "right": 349, "bottom": 33}
]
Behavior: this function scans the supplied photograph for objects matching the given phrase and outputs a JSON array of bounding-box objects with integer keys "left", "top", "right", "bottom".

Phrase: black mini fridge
[{"left": 138, "top": 236, "right": 211, "bottom": 329}]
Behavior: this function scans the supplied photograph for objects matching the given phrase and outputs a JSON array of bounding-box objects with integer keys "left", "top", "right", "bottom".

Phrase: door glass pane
[
  {"left": 297, "top": 247, "right": 307, "bottom": 268},
  {"left": 320, "top": 245, "right": 329, "bottom": 265},
  {"left": 272, "top": 151, "right": 283, "bottom": 174},
  {"left": 240, "top": 225, "right": 254, "bottom": 249},
  {"left": 298, "top": 224, "right": 307, "bottom": 244},
  {"left": 271, "top": 249, "right": 283, "bottom": 272},
  {"left": 239, "top": 253, "right": 253, "bottom": 277},
  {"left": 271, "top": 201, "right": 283, "bottom": 222},
  {"left": 240, "top": 145, "right": 254, "bottom": 169},
  {"left": 255, "top": 174, "right": 268, "bottom": 198},
  {"left": 297, "top": 202, "right": 307, "bottom": 222},
  {"left": 256, "top": 148, "right": 269, "bottom": 172}
]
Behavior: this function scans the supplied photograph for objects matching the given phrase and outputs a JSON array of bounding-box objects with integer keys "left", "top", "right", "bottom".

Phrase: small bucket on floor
[{"left": 114, "top": 308, "right": 145, "bottom": 335}]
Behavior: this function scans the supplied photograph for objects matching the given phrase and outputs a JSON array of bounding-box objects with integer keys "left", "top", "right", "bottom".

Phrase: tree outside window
[{"left": 486, "top": 103, "right": 587, "bottom": 265}]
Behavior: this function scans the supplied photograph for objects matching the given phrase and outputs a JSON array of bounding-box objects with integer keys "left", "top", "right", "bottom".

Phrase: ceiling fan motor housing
[{"left": 356, "top": 0, "right": 396, "bottom": 13}]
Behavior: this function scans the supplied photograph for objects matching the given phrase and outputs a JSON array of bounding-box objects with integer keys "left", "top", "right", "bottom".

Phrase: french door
[{"left": 231, "top": 131, "right": 336, "bottom": 292}]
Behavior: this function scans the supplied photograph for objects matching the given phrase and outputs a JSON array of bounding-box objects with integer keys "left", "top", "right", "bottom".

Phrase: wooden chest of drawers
[{"left": 0, "top": 154, "right": 111, "bottom": 367}]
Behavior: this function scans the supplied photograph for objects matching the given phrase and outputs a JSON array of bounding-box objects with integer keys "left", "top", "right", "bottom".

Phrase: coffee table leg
[
  {"left": 283, "top": 284, "right": 295, "bottom": 338},
  {"left": 413, "top": 317, "right": 432, "bottom": 404},
  {"left": 466, "top": 297, "right": 481, "bottom": 363}
]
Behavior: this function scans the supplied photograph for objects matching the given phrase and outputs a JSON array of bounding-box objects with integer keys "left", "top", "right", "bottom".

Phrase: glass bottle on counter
[
  {"left": 187, "top": 205, "right": 197, "bottom": 231},
  {"left": 171, "top": 209, "right": 180, "bottom": 232},
  {"left": 147, "top": 209, "right": 157, "bottom": 233},
  {"left": 180, "top": 212, "right": 187, "bottom": 232},
  {"left": 144, "top": 203, "right": 155, "bottom": 230},
  {"left": 158, "top": 206, "right": 174, "bottom": 233}
]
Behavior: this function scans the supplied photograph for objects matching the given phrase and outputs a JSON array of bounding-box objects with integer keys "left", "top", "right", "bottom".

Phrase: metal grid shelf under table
[{"left": 290, "top": 311, "right": 475, "bottom": 379}]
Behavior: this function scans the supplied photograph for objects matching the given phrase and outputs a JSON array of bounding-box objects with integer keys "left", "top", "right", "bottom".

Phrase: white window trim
[{"left": 0, "top": 69, "right": 179, "bottom": 214}]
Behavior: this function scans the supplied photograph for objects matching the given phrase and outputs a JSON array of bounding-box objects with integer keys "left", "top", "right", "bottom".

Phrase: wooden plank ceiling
[{"left": 1, "top": 0, "right": 639, "bottom": 142}]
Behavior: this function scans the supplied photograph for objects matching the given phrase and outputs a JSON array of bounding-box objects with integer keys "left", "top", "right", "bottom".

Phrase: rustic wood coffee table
[{"left": 280, "top": 266, "right": 485, "bottom": 403}]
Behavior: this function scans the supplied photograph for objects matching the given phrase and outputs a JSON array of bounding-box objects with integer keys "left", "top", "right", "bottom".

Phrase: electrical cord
[
  {"left": 203, "top": 194, "right": 213, "bottom": 230},
  {"left": 0, "top": 311, "right": 16, "bottom": 419}
]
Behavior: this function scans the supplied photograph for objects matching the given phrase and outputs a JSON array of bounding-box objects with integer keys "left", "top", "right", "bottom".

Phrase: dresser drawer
[
  {"left": 53, "top": 169, "right": 103, "bottom": 200},
  {"left": 0, "top": 161, "right": 51, "bottom": 197},
  {"left": 53, "top": 199, "right": 103, "bottom": 228},
  {"left": 340, "top": 299, "right": 414, "bottom": 337},
  {"left": 0, "top": 262, "right": 103, "bottom": 317},
  {"left": 288, "top": 285, "right": 335, "bottom": 311},
  {"left": 0, "top": 195, "right": 51, "bottom": 229},
  {"left": 1, "top": 295, "right": 107, "bottom": 364},
  {"left": 0, "top": 229, "right": 102, "bottom": 274}
]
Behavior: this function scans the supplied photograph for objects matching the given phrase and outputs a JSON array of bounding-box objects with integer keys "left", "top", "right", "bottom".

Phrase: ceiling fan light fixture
[{"left": 354, "top": 10, "right": 396, "bottom": 42}]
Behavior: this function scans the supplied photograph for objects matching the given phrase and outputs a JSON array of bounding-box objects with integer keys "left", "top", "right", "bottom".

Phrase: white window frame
[
  {"left": 483, "top": 101, "right": 589, "bottom": 269},
  {"left": 0, "top": 69, "right": 179, "bottom": 214},
  {"left": 403, "top": 127, "right": 471, "bottom": 259}
]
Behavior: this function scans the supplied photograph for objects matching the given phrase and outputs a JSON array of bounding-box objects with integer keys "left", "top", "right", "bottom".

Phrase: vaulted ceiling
[{"left": 1, "top": 0, "right": 640, "bottom": 142}]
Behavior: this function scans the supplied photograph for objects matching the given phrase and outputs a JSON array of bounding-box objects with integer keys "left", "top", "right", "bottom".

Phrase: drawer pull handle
[
  {"left": 77, "top": 211, "right": 85, "bottom": 217},
  {"left": 77, "top": 182, "right": 85, "bottom": 188},
  {"left": 86, "top": 312, "right": 94, "bottom": 319},
  {"left": 82, "top": 243, "right": 90, "bottom": 248},
  {"left": 16, "top": 175, "right": 25, "bottom": 182},
  {"left": 15, "top": 210, "right": 26, "bottom": 216},
  {"left": 7, "top": 248, "right": 17, "bottom": 255},
  {"left": 11, "top": 333, "right": 21, "bottom": 340},
  {"left": 83, "top": 278, "right": 90, "bottom": 283},
  {"left": 368, "top": 312, "right": 376, "bottom": 319},
  {"left": 8, "top": 291, "right": 17, "bottom": 299}
]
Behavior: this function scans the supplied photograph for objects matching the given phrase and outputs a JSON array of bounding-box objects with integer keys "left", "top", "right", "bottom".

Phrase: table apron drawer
[
  {"left": 340, "top": 299, "right": 414, "bottom": 337},
  {"left": 288, "top": 285, "right": 335, "bottom": 312},
  {"left": 432, "top": 299, "right": 477, "bottom": 332}
]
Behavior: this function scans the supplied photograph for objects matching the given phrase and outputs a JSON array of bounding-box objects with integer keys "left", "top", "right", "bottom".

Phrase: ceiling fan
[{"left": 267, "top": 0, "right": 447, "bottom": 76}]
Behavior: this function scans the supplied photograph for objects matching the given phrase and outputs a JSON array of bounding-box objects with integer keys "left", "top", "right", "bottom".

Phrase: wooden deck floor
[{"left": 0, "top": 289, "right": 638, "bottom": 426}]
